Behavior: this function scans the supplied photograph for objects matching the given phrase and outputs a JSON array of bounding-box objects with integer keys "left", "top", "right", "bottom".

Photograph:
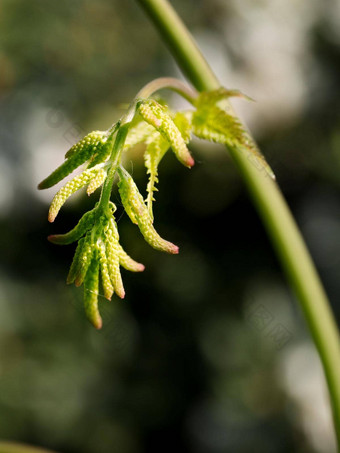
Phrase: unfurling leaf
[
  {"left": 97, "top": 239, "right": 114, "bottom": 300},
  {"left": 38, "top": 130, "right": 109, "bottom": 190},
  {"left": 74, "top": 232, "right": 93, "bottom": 287},
  {"left": 195, "top": 88, "right": 251, "bottom": 110},
  {"left": 139, "top": 99, "right": 194, "bottom": 168},
  {"left": 48, "top": 167, "right": 103, "bottom": 222},
  {"left": 143, "top": 111, "right": 192, "bottom": 219},
  {"left": 52, "top": 198, "right": 144, "bottom": 326},
  {"left": 87, "top": 168, "right": 107, "bottom": 195},
  {"left": 84, "top": 252, "right": 102, "bottom": 329},
  {"left": 173, "top": 111, "right": 192, "bottom": 144},
  {"left": 48, "top": 209, "right": 96, "bottom": 245},
  {"left": 65, "top": 131, "right": 107, "bottom": 159},
  {"left": 124, "top": 120, "right": 156, "bottom": 151},
  {"left": 117, "top": 166, "right": 179, "bottom": 254},
  {"left": 104, "top": 226, "right": 126, "bottom": 300},
  {"left": 66, "top": 237, "right": 86, "bottom": 285},
  {"left": 118, "top": 246, "right": 145, "bottom": 272},
  {"left": 144, "top": 133, "right": 170, "bottom": 219},
  {"left": 193, "top": 90, "right": 275, "bottom": 179},
  {"left": 106, "top": 215, "right": 145, "bottom": 273},
  {"left": 42, "top": 79, "right": 276, "bottom": 330}
]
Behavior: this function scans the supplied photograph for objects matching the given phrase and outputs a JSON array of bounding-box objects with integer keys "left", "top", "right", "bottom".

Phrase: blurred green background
[{"left": 0, "top": 0, "right": 339, "bottom": 451}]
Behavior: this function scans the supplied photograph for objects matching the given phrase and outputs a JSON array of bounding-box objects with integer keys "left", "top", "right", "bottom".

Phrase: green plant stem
[
  {"left": 135, "top": 77, "right": 198, "bottom": 103},
  {"left": 137, "top": 0, "right": 340, "bottom": 444},
  {"left": 98, "top": 123, "right": 130, "bottom": 210},
  {"left": 99, "top": 77, "right": 198, "bottom": 213}
]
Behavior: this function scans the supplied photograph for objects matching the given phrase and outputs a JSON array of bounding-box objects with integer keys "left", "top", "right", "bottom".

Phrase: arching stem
[
  {"left": 136, "top": 77, "right": 198, "bottom": 103},
  {"left": 136, "top": 0, "right": 340, "bottom": 445}
]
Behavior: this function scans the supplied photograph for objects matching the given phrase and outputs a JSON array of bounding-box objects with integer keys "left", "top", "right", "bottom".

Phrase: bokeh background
[{"left": 0, "top": 0, "right": 339, "bottom": 451}]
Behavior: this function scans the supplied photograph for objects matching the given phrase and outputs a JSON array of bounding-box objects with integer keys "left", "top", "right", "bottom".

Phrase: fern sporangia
[{"left": 39, "top": 77, "right": 274, "bottom": 328}]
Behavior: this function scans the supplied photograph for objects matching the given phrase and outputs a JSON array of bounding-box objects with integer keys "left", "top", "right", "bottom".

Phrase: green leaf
[
  {"left": 86, "top": 168, "right": 107, "bottom": 195},
  {"left": 144, "top": 132, "right": 170, "bottom": 219},
  {"left": 195, "top": 88, "right": 251, "bottom": 110},
  {"left": 117, "top": 166, "right": 179, "bottom": 254},
  {"left": 117, "top": 245, "right": 145, "bottom": 272},
  {"left": 66, "top": 237, "right": 86, "bottom": 285},
  {"left": 139, "top": 99, "right": 194, "bottom": 168},
  {"left": 193, "top": 92, "right": 275, "bottom": 179},
  {"left": 86, "top": 133, "right": 115, "bottom": 168},
  {"left": 83, "top": 251, "right": 102, "bottom": 329},
  {"left": 74, "top": 232, "right": 94, "bottom": 287},
  {"left": 124, "top": 119, "right": 156, "bottom": 151},
  {"left": 143, "top": 111, "right": 192, "bottom": 220},
  {"left": 104, "top": 220, "right": 125, "bottom": 299},
  {"left": 48, "top": 167, "right": 102, "bottom": 222},
  {"left": 48, "top": 209, "right": 96, "bottom": 245},
  {"left": 173, "top": 111, "right": 192, "bottom": 144},
  {"left": 97, "top": 239, "right": 114, "bottom": 300},
  {"left": 105, "top": 216, "right": 145, "bottom": 272},
  {"left": 38, "top": 130, "right": 108, "bottom": 190}
]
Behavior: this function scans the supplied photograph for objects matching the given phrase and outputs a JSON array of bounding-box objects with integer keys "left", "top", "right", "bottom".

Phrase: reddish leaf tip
[
  {"left": 93, "top": 318, "right": 103, "bottom": 330},
  {"left": 187, "top": 156, "right": 195, "bottom": 168},
  {"left": 48, "top": 234, "right": 66, "bottom": 244},
  {"left": 171, "top": 245, "right": 179, "bottom": 254},
  {"left": 117, "top": 290, "right": 125, "bottom": 299},
  {"left": 74, "top": 279, "right": 82, "bottom": 287}
]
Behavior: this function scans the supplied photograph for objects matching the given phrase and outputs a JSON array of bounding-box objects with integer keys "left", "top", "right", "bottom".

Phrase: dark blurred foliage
[{"left": 0, "top": 1, "right": 339, "bottom": 452}]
